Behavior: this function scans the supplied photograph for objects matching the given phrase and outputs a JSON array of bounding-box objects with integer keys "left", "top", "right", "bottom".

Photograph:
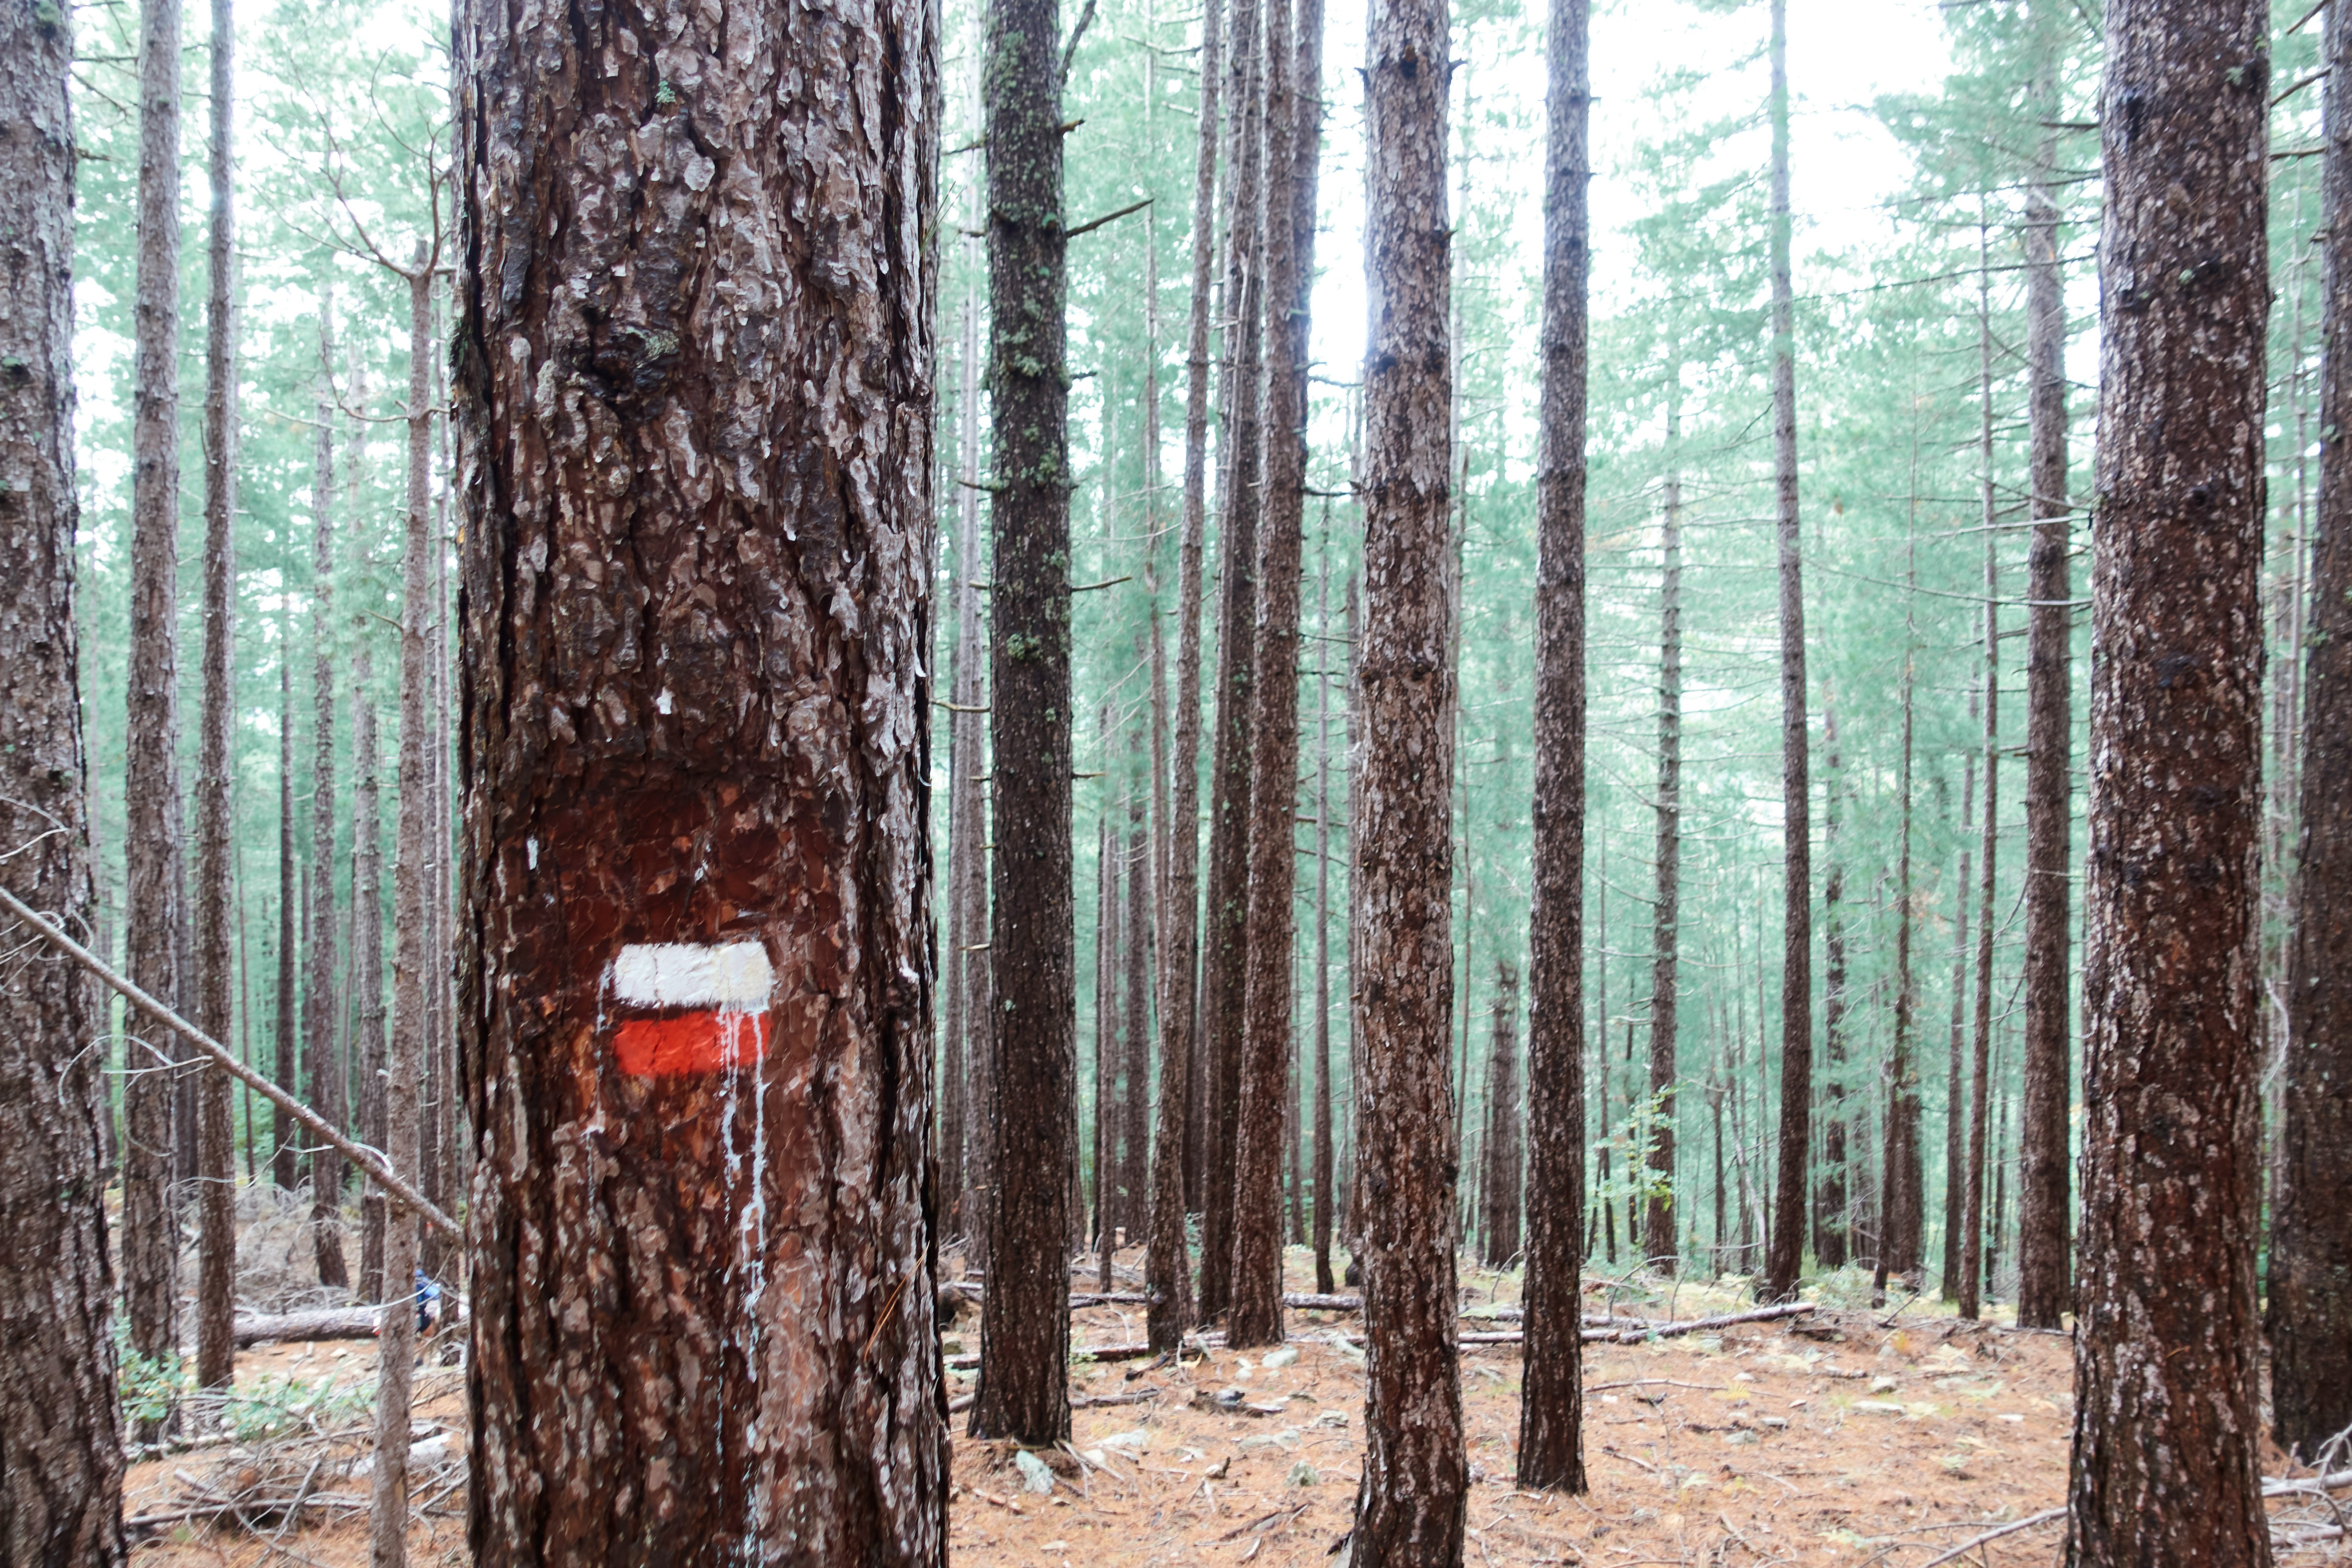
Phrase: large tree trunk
[
  {"left": 1197, "top": 0, "right": 1267, "bottom": 1322},
  {"left": 2068, "top": 0, "right": 2273, "bottom": 1560},
  {"left": 1229, "top": 0, "right": 1322, "bottom": 1349},
  {"left": 307, "top": 297, "right": 347, "bottom": 1293},
  {"left": 0, "top": 12, "right": 125, "bottom": 1548},
  {"left": 450, "top": 0, "right": 949, "bottom": 1553},
  {"left": 1760, "top": 0, "right": 1811, "bottom": 1306},
  {"left": 1350, "top": 0, "right": 1466, "bottom": 1546},
  {"left": 1645, "top": 407, "right": 1681, "bottom": 1276},
  {"left": 1515, "top": 0, "right": 1588, "bottom": 1495},
  {"left": 192, "top": 0, "right": 240, "bottom": 1397},
  {"left": 971, "top": 0, "right": 1075, "bottom": 1446},
  {"left": 2014, "top": 16, "right": 2073, "bottom": 1336},
  {"left": 2276, "top": 0, "right": 2352, "bottom": 1459},
  {"left": 353, "top": 653, "right": 387, "bottom": 1303},
  {"left": 123, "top": 0, "right": 186, "bottom": 1379}
]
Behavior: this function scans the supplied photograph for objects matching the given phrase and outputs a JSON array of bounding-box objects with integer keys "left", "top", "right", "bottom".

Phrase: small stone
[
  {"left": 1871, "top": 1376, "right": 1899, "bottom": 1394},
  {"left": 1014, "top": 1450, "right": 1055, "bottom": 1494},
  {"left": 1311, "top": 1409, "right": 1350, "bottom": 1429},
  {"left": 1855, "top": 1400, "right": 1906, "bottom": 1416},
  {"left": 1263, "top": 1345, "right": 1300, "bottom": 1369},
  {"left": 1760, "top": 1416, "right": 1788, "bottom": 1430},
  {"left": 1288, "top": 1461, "right": 1320, "bottom": 1487}
]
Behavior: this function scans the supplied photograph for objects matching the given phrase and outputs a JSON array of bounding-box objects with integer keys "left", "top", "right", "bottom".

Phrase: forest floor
[{"left": 123, "top": 1244, "right": 2349, "bottom": 1567}]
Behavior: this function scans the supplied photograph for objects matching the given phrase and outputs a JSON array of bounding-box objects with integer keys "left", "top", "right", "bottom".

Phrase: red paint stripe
[{"left": 612, "top": 1010, "right": 770, "bottom": 1077}]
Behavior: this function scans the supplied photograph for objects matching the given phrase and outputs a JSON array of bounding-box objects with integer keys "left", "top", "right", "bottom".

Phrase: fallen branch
[
  {"left": 1456, "top": 1302, "right": 1814, "bottom": 1348},
  {"left": 1911, "top": 1506, "right": 2066, "bottom": 1568},
  {"left": 232, "top": 1308, "right": 384, "bottom": 1347},
  {"left": 0, "top": 886, "right": 457, "bottom": 1238}
]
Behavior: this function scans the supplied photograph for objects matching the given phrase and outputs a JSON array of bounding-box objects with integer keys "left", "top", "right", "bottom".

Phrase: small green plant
[{"left": 115, "top": 1329, "right": 185, "bottom": 1430}]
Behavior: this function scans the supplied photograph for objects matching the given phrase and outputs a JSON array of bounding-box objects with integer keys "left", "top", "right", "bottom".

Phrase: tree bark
[
  {"left": 1760, "top": 0, "right": 1811, "bottom": 1307},
  {"left": 1311, "top": 538, "right": 1337, "bottom": 1295},
  {"left": 0, "top": 9, "right": 126, "bottom": 1548},
  {"left": 1480, "top": 964, "right": 1521, "bottom": 1267},
  {"left": 192, "top": 0, "right": 240, "bottom": 1397},
  {"left": 353, "top": 653, "right": 387, "bottom": 1304},
  {"left": 1960, "top": 235, "right": 1999, "bottom": 1324},
  {"left": 971, "top": 0, "right": 1075, "bottom": 1446},
  {"left": 2014, "top": 15, "right": 2073, "bottom": 1336},
  {"left": 1876, "top": 532, "right": 1921, "bottom": 1298},
  {"left": 939, "top": 288, "right": 978, "bottom": 1239},
  {"left": 276, "top": 635, "right": 300, "bottom": 1193},
  {"left": 1938, "top": 765, "right": 1972, "bottom": 1300},
  {"left": 1350, "top": 0, "right": 1466, "bottom": 1546},
  {"left": 2068, "top": 1, "right": 2272, "bottom": 1560},
  {"left": 368, "top": 250, "right": 437, "bottom": 1568},
  {"left": 1229, "top": 0, "right": 1322, "bottom": 1349},
  {"left": 306, "top": 297, "right": 348, "bottom": 1294},
  {"left": 1645, "top": 401, "right": 1681, "bottom": 1275},
  {"left": 1515, "top": 0, "right": 1588, "bottom": 1495},
  {"left": 1815, "top": 697, "right": 1847, "bottom": 1271},
  {"left": 449, "top": 0, "right": 949, "bottom": 1552},
  {"left": 1121, "top": 726, "right": 1152, "bottom": 1248},
  {"left": 2267, "top": 0, "right": 2352, "bottom": 1457},
  {"left": 123, "top": 0, "right": 186, "bottom": 1377},
  {"left": 2276, "top": 0, "right": 2352, "bottom": 1458},
  {"left": 1197, "top": 0, "right": 1266, "bottom": 1323}
]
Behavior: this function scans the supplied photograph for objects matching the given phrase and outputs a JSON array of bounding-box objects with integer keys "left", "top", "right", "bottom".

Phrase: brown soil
[{"left": 126, "top": 1251, "right": 2345, "bottom": 1567}]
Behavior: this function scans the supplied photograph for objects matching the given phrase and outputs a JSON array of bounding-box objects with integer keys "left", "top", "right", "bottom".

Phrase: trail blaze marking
[{"left": 607, "top": 942, "right": 775, "bottom": 1077}]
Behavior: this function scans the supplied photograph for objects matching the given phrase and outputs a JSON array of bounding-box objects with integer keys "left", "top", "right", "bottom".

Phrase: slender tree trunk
[
  {"left": 192, "top": 0, "right": 240, "bottom": 1392},
  {"left": 1156, "top": 0, "right": 1219, "bottom": 1276},
  {"left": 451, "top": 0, "right": 949, "bottom": 1550},
  {"left": 1123, "top": 716, "right": 1152, "bottom": 1249},
  {"left": 1350, "top": 0, "right": 1466, "bottom": 1544},
  {"left": 1961, "top": 249, "right": 1998, "bottom": 1323},
  {"left": 1312, "top": 537, "right": 1337, "bottom": 1295},
  {"left": 1645, "top": 397, "right": 1681, "bottom": 1275},
  {"left": 1480, "top": 964, "right": 1521, "bottom": 1266},
  {"left": 353, "top": 655, "right": 387, "bottom": 1303},
  {"left": 1760, "top": 0, "right": 1811, "bottom": 1305},
  {"left": 1877, "top": 570, "right": 1920, "bottom": 1298},
  {"left": 276, "top": 642, "right": 300, "bottom": 1191},
  {"left": 1815, "top": 697, "right": 1847, "bottom": 1271},
  {"left": 1197, "top": 0, "right": 1267, "bottom": 1322},
  {"left": 123, "top": 0, "right": 186, "bottom": 1376},
  {"left": 971, "top": 0, "right": 1075, "bottom": 1444},
  {"left": 2068, "top": 1, "right": 2272, "bottom": 1559},
  {"left": 2276, "top": 0, "right": 2352, "bottom": 1457},
  {"left": 2015, "top": 16, "right": 2073, "bottom": 1334},
  {"left": 1229, "top": 0, "right": 1322, "bottom": 1348},
  {"left": 1516, "top": 0, "right": 1589, "bottom": 1495},
  {"left": 939, "top": 291, "right": 977, "bottom": 1237},
  {"left": 308, "top": 297, "right": 347, "bottom": 1292},
  {"left": 951, "top": 222, "right": 991, "bottom": 1265},
  {"left": 0, "top": 12, "right": 125, "bottom": 1545}
]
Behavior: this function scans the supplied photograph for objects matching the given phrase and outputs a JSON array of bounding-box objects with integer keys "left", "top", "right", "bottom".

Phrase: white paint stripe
[{"left": 609, "top": 942, "right": 774, "bottom": 1010}]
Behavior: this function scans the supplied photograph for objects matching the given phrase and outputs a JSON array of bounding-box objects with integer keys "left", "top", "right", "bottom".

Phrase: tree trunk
[
  {"left": 0, "top": 12, "right": 126, "bottom": 1546},
  {"left": 2014, "top": 15, "right": 2073, "bottom": 1336},
  {"left": 1350, "top": 0, "right": 1466, "bottom": 1546},
  {"left": 308, "top": 295, "right": 347, "bottom": 1293},
  {"left": 1122, "top": 732, "right": 1152, "bottom": 1249},
  {"left": 449, "top": 0, "right": 950, "bottom": 1553},
  {"left": 1515, "top": 0, "right": 1588, "bottom": 1495},
  {"left": 1961, "top": 251, "right": 1998, "bottom": 1323},
  {"left": 193, "top": 0, "right": 240, "bottom": 1393},
  {"left": 1815, "top": 697, "right": 1847, "bottom": 1271},
  {"left": 951, "top": 226, "right": 991, "bottom": 1265},
  {"left": 366, "top": 252, "right": 436, "bottom": 1568},
  {"left": 1167, "top": 0, "right": 1219, "bottom": 1234},
  {"left": 2276, "top": 0, "right": 2352, "bottom": 1458},
  {"left": 1877, "top": 548, "right": 1921, "bottom": 1298},
  {"left": 1760, "top": 0, "right": 1811, "bottom": 1306},
  {"left": 276, "top": 636, "right": 300, "bottom": 1192},
  {"left": 1311, "top": 538, "right": 1337, "bottom": 1295},
  {"left": 1092, "top": 804, "right": 1115, "bottom": 1274},
  {"left": 353, "top": 654, "right": 387, "bottom": 1304},
  {"left": 1645, "top": 398, "right": 1681, "bottom": 1276},
  {"left": 2068, "top": 1, "right": 2273, "bottom": 1559},
  {"left": 1480, "top": 964, "right": 1522, "bottom": 1267},
  {"left": 1229, "top": 0, "right": 1322, "bottom": 1349},
  {"left": 971, "top": 0, "right": 1075, "bottom": 1446},
  {"left": 1197, "top": 0, "right": 1267, "bottom": 1323},
  {"left": 939, "top": 288, "right": 978, "bottom": 1239},
  {"left": 123, "top": 0, "right": 186, "bottom": 1379}
]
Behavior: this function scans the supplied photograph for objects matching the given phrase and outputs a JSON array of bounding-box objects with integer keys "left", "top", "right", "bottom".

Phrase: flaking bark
[{"left": 450, "top": 0, "right": 949, "bottom": 1554}]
